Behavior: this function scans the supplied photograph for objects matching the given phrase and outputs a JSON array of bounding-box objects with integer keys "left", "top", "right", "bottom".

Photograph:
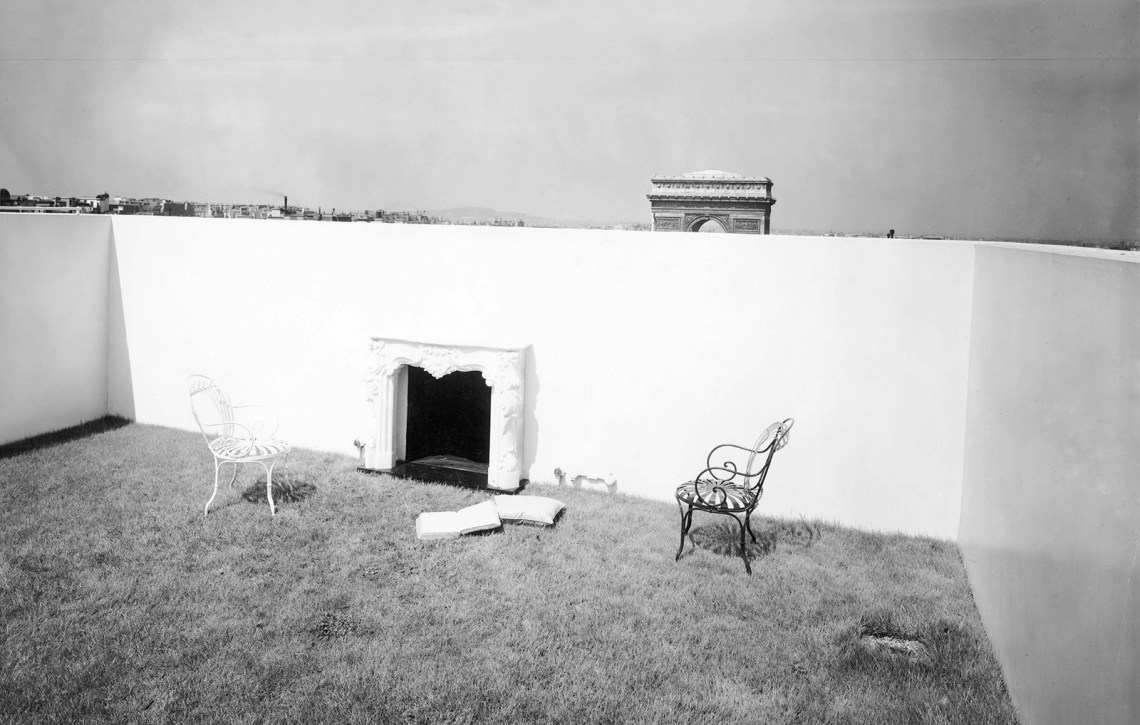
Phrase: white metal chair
[{"left": 187, "top": 374, "right": 292, "bottom": 516}]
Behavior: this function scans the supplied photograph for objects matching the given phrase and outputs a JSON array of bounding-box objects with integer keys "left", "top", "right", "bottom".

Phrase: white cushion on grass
[
  {"left": 493, "top": 495, "right": 566, "bottom": 526},
  {"left": 415, "top": 501, "right": 502, "bottom": 540}
]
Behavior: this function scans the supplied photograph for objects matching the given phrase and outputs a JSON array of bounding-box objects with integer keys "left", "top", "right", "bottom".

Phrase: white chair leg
[
  {"left": 227, "top": 463, "right": 239, "bottom": 490},
  {"left": 265, "top": 462, "right": 276, "bottom": 516},
  {"left": 205, "top": 459, "right": 222, "bottom": 516}
]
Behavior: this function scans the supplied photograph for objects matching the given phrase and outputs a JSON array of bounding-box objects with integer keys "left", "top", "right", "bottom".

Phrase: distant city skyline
[
  {"left": 1, "top": 0, "right": 1136, "bottom": 242},
  {"left": 0, "top": 186, "right": 657, "bottom": 230}
]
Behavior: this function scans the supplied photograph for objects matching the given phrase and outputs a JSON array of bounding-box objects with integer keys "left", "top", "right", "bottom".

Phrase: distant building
[
  {"left": 647, "top": 170, "right": 775, "bottom": 234},
  {"left": 159, "top": 200, "right": 195, "bottom": 217}
]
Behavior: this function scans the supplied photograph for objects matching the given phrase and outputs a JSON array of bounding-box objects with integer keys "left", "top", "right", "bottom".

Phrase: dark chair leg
[
  {"left": 736, "top": 516, "right": 752, "bottom": 575},
  {"left": 745, "top": 511, "right": 757, "bottom": 543},
  {"left": 676, "top": 503, "right": 694, "bottom": 562}
]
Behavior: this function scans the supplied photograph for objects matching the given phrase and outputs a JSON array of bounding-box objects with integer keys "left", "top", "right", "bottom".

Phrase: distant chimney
[{"left": 284, "top": 195, "right": 288, "bottom": 211}]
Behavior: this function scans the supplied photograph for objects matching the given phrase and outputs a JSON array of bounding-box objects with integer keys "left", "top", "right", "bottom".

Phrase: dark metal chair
[{"left": 674, "top": 419, "right": 794, "bottom": 574}]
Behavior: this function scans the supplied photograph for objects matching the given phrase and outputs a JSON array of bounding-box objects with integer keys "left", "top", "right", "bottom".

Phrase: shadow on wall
[
  {"left": 106, "top": 238, "right": 135, "bottom": 420},
  {"left": 523, "top": 345, "right": 539, "bottom": 481}
]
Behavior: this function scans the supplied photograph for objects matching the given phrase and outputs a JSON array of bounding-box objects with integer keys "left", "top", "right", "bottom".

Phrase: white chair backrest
[
  {"left": 744, "top": 418, "right": 794, "bottom": 480},
  {"left": 187, "top": 375, "right": 235, "bottom": 444}
]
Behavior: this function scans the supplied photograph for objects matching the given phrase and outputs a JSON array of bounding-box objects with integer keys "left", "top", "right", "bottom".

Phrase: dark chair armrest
[
  {"left": 688, "top": 465, "right": 764, "bottom": 507},
  {"left": 704, "top": 441, "right": 774, "bottom": 478}
]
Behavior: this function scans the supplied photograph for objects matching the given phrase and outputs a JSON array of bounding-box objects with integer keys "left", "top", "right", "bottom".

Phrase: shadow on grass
[
  {"left": 0, "top": 416, "right": 132, "bottom": 460},
  {"left": 240, "top": 473, "right": 318, "bottom": 507},
  {"left": 689, "top": 518, "right": 821, "bottom": 560}
]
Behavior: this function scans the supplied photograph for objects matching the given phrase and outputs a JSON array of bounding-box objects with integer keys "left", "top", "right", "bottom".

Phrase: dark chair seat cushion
[{"left": 676, "top": 479, "right": 757, "bottom": 511}]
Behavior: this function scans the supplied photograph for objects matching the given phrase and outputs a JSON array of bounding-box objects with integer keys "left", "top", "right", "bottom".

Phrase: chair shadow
[
  {"left": 688, "top": 519, "right": 820, "bottom": 560},
  {"left": 240, "top": 472, "right": 318, "bottom": 506},
  {"left": 689, "top": 522, "right": 778, "bottom": 560}
]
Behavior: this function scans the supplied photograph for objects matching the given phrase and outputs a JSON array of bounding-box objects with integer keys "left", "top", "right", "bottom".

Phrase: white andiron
[{"left": 363, "top": 337, "right": 527, "bottom": 491}]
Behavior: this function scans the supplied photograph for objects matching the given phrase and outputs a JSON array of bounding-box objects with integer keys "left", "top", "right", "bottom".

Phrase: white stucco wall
[
  {"left": 961, "top": 244, "right": 1140, "bottom": 725},
  {"left": 108, "top": 216, "right": 974, "bottom": 538},
  {"left": 0, "top": 214, "right": 113, "bottom": 444}
]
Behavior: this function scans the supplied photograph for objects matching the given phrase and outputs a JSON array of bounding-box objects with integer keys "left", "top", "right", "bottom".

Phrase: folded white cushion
[
  {"left": 415, "top": 501, "right": 501, "bottom": 540},
  {"left": 493, "top": 495, "right": 566, "bottom": 526}
]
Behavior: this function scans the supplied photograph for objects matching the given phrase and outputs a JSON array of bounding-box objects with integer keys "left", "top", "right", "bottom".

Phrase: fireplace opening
[
  {"left": 363, "top": 337, "right": 527, "bottom": 491},
  {"left": 395, "top": 365, "right": 491, "bottom": 488}
]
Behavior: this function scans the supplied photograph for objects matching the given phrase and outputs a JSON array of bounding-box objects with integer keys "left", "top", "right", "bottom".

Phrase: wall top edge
[
  {"left": 368, "top": 336, "right": 531, "bottom": 354},
  {"left": 973, "top": 241, "right": 1140, "bottom": 264},
  {"left": 17, "top": 215, "right": 1130, "bottom": 263}
]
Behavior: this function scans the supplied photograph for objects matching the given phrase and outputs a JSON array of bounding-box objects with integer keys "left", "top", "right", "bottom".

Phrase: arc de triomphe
[{"left": 647, "top": 170, "right": 776, "bottom": 234}]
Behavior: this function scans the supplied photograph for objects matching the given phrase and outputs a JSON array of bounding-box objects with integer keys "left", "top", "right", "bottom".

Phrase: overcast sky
[{"left": 1, "top": 0, "right": 1136, "bottom": 240}]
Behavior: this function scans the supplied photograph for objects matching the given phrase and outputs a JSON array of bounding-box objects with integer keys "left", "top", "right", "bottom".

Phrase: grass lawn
[{"left": 0, "top": 421, "right": 1018, "bottom": 724}]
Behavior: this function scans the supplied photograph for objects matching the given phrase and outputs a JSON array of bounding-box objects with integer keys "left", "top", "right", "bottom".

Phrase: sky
[{"left": 1, "top": 0, "right": 1136, "bottom": 241}]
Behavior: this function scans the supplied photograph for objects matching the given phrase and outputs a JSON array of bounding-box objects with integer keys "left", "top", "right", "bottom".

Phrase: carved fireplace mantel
[{"left": 363, "top": 337, "right": 527, "bottom": 491}]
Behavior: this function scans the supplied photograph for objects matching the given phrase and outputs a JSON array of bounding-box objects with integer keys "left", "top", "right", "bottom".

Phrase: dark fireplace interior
[{"left": 396, "top": 365, "right": 491, "bottom": 487}]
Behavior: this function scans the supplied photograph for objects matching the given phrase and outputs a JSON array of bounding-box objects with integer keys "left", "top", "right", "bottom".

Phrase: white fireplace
[{"left": 362, "top": 337, "right": 527, "bottom": 491}]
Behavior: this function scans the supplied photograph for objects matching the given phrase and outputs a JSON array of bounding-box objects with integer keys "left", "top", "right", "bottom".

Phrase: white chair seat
[{"left": 209, "top": 437, "right": 291, "bottom": 461}]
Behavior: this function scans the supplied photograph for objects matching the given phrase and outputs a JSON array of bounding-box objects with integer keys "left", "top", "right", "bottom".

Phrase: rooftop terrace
[{"left": 0, "top": 214, "right": 1137, "bottom": 724}]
